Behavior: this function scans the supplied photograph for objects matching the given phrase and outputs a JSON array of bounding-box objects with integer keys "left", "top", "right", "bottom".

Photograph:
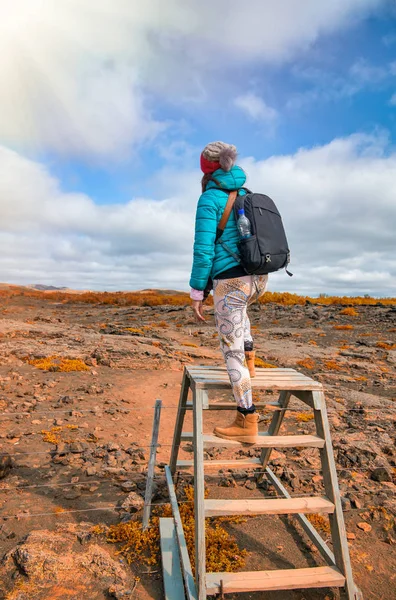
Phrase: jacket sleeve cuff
[{"left": 190, "top": 288, "right": 204, "bottom": 301}]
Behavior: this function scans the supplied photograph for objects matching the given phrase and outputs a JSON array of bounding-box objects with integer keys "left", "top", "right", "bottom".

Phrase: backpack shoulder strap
[{"left": 215, "top": 190, "right": 237, "bottom": 243}]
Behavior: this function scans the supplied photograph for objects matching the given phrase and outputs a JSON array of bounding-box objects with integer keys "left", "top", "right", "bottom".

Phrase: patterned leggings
[{"left": 213, "top": 275, "right": 268, "bottom": 408}]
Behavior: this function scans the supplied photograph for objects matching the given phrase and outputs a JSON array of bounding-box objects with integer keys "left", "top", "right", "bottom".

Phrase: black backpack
[{"left": 216, "top": 188, "right": 292, "bottom": 277}]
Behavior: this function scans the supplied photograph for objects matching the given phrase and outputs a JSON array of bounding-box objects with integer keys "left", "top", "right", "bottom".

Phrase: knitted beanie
[{"left": 200, "top": 141, "right": 237, "bottom": 174}]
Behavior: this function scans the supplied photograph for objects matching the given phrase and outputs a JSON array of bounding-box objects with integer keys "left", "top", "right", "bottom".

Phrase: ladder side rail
[
  {"left": 193, "top": 388, "right": 207, "bottom": 600},
  {"left": 170, "top": 368, "right": 190, "bottom": 475},
  {"left": 142, "top": 399, "right": 162, "bottom": 530},
  {"left": 312, "top": 391, "right": 362, "bottom": 600}
]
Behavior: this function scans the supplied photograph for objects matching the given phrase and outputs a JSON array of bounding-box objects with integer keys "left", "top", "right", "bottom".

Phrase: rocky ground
[{"left": 0, "top": 292, "right": 395, "bottom": 600}]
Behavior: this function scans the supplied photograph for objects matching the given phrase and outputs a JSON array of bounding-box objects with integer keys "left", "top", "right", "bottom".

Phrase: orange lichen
[
  {"left": 334, "top": 325, "right": 354, "bottom": 331},
  {"left": 124, "top": 328, "right": 145, "bottom": 335},
  {"left": 324, "top": 360, "right": 343, "bottom": 371},
  {"left": 376, "top": 342, "right": 396, "bottom": 350},
  {"left": 182, "top": 342, "right": 199, "bottom": 348},
  {"left": 297, "top": 358, "right": 315, "bottom": 370}
]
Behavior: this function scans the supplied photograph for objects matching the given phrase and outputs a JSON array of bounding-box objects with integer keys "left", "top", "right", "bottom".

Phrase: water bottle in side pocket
[{"left": 237, "top": 209, "right": 252, "bottom": 240}]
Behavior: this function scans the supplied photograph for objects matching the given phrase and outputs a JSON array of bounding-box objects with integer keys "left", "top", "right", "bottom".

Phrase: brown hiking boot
[
  {"left": 214, "top": 411, "right": 259, "bottom": 444},
  {"left": 245, "top": 350, "right": 255, "bottom": 377}
]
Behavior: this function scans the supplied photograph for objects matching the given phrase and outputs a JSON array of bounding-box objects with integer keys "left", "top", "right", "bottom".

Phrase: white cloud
[
  {"left": 0, "top": 0, "right": 384, "bottom": 158},
  {"left": 390, "top": 93, "right": 396, "bottom": 105},
  {"left": 234, "top": 94, "right": 278, "bottom": 123},
  {"left": 1, "top": 133, "right": 396, "bottom": 296}
]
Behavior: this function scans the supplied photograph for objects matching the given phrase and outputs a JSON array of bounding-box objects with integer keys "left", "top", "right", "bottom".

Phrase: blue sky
[{"left": 0, "top": 1, "right": 395, "bottom": 295}]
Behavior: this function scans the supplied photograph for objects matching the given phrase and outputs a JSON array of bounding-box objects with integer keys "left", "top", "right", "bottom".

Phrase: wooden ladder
[{"left": 168, "top": 365, "right": 362, "bottom": 600}]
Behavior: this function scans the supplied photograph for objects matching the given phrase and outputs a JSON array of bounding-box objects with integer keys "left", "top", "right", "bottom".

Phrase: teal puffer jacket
[{"left": 189, "top": 166, "right": 247, "bottom": 291}]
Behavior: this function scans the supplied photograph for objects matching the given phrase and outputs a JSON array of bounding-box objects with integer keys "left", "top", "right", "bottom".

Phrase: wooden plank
[
  {"left": 164, "top": 466, "right": 197, "bottom": 600},
  {"left": 185, "top": 401, "right": 280, "bottom": 411},
  {"left": 204, "top": 496, "right": 334, "bottom": 517},
  {"left": 193, "top": 380, "right": 322, "bottom": 390},
  {"left": 265, "top": 466, "right": 336, "bottom": 566},
  {"left": 176, "top": 458, "right": 261, "bottom": 470},
  {"left": 189, "top": 370, "right": 309, "bottom": 378},
  {"left": 206, "top": 566, "right": 345, "bottom": 595},
  {"left": 193, "top": 389, "right": 206, "bottom": 600},
  {"left": 188, "top": 367, "right": 314, "bottom": 381},
  {"left": 170, "top": 368, "right": 190, "bottom": 475},
  {"left": 142, "top": 399, "right": 162, "bottom": 529},
  {"left": 186, "top": 365, "right": 300, "bottom": 373},
  {"left": 159, "top": 518, "right": 186, "bottom": 600},
  {"left": 188, "top": 367, "right": 314, "bottom": 376},
  {"left": 313, "top": 391, "right": 358, "bottom": 600},
  {"left": 180, "top": 432, "right": 324, "bottom": 449},
  {"left": 261, "top": 391, "right": 292, "bottom": 469},
  {"left": 188, "top": 370, "right": 316, "bottom": 381}
]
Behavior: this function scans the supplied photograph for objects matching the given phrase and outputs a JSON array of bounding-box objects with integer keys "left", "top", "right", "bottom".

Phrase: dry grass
[
  {"left": 296, "top": 413, "right": 314, "bottom": 422},
  {"left": 254, "top": 357, "right": 277, "bottom": 368},
  {"left": 182, "top": 342, "right": 199, "bottom": 348},
  {"left": 340, "top": 307, "right": 359, "bottom": 316},
  {"left": 306, "top": 514, "right": 331, "bottom": 535},
  {"left": 26, "top": 356, "right": 90, "bottom": 372},
  {"left": 41, "top": 427, "right": 63, "bottom": 444},
  {"left": 104, "top": 486, "right": 247, "bottom": 574},
  {"left": 1, "top": 286, "right": 395, "bottom": 308}
]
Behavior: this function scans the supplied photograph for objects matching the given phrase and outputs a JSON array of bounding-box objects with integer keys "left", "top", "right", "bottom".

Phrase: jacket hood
[{"left": 206, "top": 165, "right": 246, "bottom": 191}]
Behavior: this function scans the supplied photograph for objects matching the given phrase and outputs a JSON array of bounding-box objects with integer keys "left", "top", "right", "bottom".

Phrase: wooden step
[
  {"left": 206, "top": 566, "right": 345, "bottom": 595},
  {"left": 176, "top": 458, "right": 261, "bottom": 470},
  {"left": 180, "top": 432, "right": 325, "bottom": 448},
  {"left": 204, "top": 496, "right": 335, "bottom": 517},
  {"left": 187, "top": 366, "right": 323, "bottom": 391}
]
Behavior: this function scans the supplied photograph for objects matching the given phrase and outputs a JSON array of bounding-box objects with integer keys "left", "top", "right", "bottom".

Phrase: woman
[{"left": 189, "top": 141, "right": 268, "bottom": 443}]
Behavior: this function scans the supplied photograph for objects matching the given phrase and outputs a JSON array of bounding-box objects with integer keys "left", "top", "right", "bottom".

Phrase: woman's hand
[{"left": 192, "top": 300, "right": 205, "bottom": 322}]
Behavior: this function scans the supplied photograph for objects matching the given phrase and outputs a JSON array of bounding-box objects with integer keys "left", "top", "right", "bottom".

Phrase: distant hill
[
  {"left": 138, "top": 288, "right": 187, "bottom": 296},
  {"left": 29, "top": 284, "right": 69, "bottom": 291}
]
